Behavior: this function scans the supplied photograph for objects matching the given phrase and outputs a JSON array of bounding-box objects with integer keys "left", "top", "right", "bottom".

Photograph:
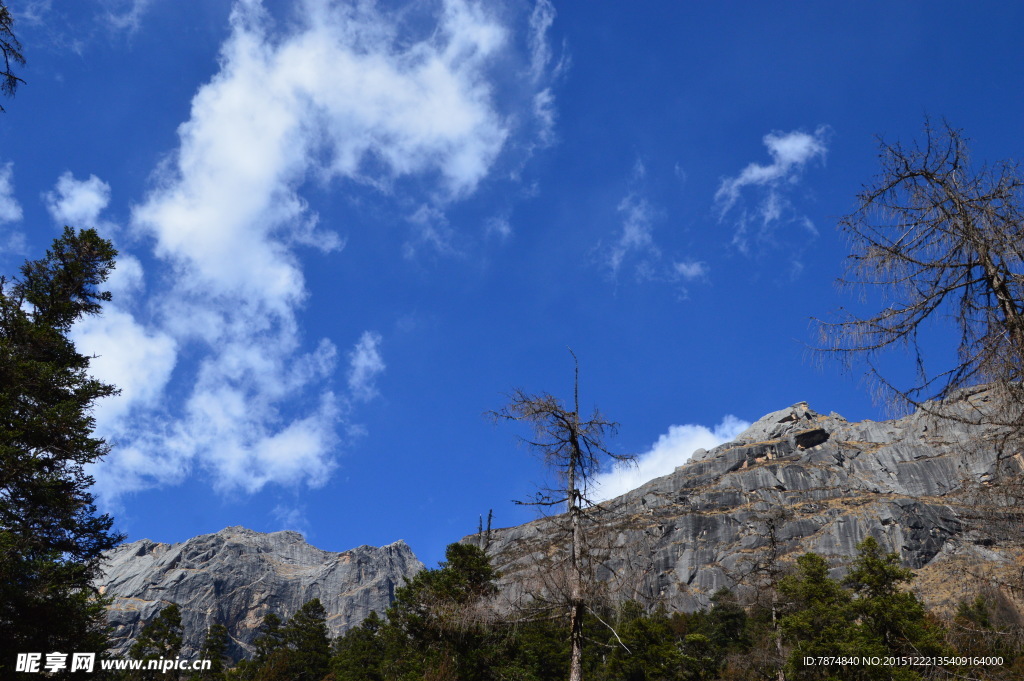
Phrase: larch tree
[
  {"left": 0, "top": 1, "right": 24, "bottom": 111},
  {"left": 817, "top": 120, "right": 1024, "bottom": 430},
  {"left": 817, "top": 120, "right": 1024, "bottom": 600},
  {"left": 491, "top": 350, "right": 635, "bottom": 681}
]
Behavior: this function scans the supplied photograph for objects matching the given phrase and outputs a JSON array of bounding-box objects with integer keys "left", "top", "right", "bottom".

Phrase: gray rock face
[
  {"left": 474, "top": 387, "right": 1024, "bottom": 614},
  {"left": 95, "top": 526, "right": 423, "bottom": 660}
]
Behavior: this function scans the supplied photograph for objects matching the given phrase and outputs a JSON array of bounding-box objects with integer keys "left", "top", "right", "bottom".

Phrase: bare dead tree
[
  {"left": 490, "top": 349, "right": 635, "bottom": 681},
  {"left": 0, "top": 3, "right": 24, "bottom": 111},
  {"left": 817, "top": 120, "right": 1024, "bottom": 435},
  {"left": 729, "top": 503, "right": 793, "bottom": 681}
]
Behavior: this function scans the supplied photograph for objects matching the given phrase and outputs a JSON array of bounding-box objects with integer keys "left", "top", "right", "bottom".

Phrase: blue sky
[{"left": 2, "top": 0, "right": 1023, "bottom": 569}]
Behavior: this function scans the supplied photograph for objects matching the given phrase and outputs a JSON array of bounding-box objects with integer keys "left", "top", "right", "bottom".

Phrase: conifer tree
[
  {"left": 779, "top": 553, "right": 854, "bottom": 680},
  {"left": 284, "top": 599, "right": 331, "bottom": 681},
  {"left": 0, "top": 227, "right": 123, "bottom": 674},
  {"left": 192, "top": 623, "right": 229, "bottom": 680},
  {"left": 130, "top": 603, "right": 184, "bottom": 680}
]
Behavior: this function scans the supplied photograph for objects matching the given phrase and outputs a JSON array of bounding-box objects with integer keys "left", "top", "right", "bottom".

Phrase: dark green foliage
[
  {"left": 229, "top": 614, "right": 282, "bottom": 680},
  {"left": 779, "top": 552, "right": 855, "bottom": 679},
  {"left": 843, "top": 537, "right": 946, "bottom": 661},
  {"left": 231, "top": 601, "right": 330, "bottom": 681},
  {"left": 130, "top": 603, "right": 184, "bottom": 680},
  {"left": 317, "top": 538, "right": 1024, "bottom": 681},
  {"left": 375, "top": 543, "right": 503, "bottom": 680},
  {"left": 252, "top": 613, "right": 284, "bottom": 666},
  {"left": 229, "top": 542, "right": 1024, "bottom": 681},
  {"left": 780, "top": 538, "right": 952, "bottom": 681},
  {"left": 191, "top": 624, "right": 230, "bottom": 680},
  {"left": 285, "top": 599, "right": 331, "bottom": 681},
  {"left": 332, "top": 612, "right": 384, "bottom": 681},
  {"left": 0, "top": 227, "right": 123, "bottom": 675}
]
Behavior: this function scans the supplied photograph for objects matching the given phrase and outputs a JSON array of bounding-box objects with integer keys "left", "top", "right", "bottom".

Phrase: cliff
[
  {"left": 97, "top": 389, "right": 1024, "bottom": 660},
  {"left": 473, "top": 387, "right": 1024, "bottom": 614},
  {"left": 95, "top": 526, "right": 424, "bottom": 659}
]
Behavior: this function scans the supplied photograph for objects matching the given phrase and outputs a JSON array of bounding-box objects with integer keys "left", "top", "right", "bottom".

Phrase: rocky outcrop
[
  {"left": 97, "top": 390, "right": 1024, "bottom": 660},
  {"left": 473, "top": 387, "right": 1024, "bottom": 614},
  {"left": 95, "top": 526, "right": 423, "bottom": 660}
]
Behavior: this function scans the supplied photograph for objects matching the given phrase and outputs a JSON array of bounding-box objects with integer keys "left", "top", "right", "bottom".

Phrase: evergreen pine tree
[
  {"left": 0, "top": 227, "right": 123, "bottom": 674},
  {"left": 284, "top": 599, "right": 331, "bottom": 681},
  {"left": 130, "top": 603, "right": 184, "bottom": 680},
  {"left": 779, "top": 553, "right": 855, "bottom": 680},
  {"left": 191, "top": 623, "right": 229, "bottom": 680}
]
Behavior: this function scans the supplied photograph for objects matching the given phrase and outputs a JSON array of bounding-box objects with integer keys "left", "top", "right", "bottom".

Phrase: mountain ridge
[
  {"left": 470, "top": 387, "right": 1023, "bottom": 615},
  {"left": 96, "top": 525, "right": 424, "bottom": 660},
  {"left": 96, "top": 388, "right": 1024, "bottom": 659}
]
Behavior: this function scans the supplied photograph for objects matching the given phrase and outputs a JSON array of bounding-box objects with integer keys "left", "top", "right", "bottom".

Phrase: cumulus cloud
[
  {"left": 715, "top": 126, "right": 829, "bottom": 255},
  {"left": 89, "top": 0, "right": 556, "bottom": 503},
  {"left": 347, "top": 331, "right": 385, "bottom": 402},
  {"left": 72, "top": 307, "right": 178, "bottom": 426},
  {"left": 0, "top": 162, "right": 23, "bottom": 224},
  {"left": 44, "top": 172, "right": 114, "bottom": 230},
  {"left": 591, "top": 415, "right": 750, "bottom": 502}
]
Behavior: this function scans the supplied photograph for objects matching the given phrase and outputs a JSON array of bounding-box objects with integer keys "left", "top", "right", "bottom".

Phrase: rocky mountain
[
  {"left": 96, "top": 389, "right": 1024, "bottom": 660},
  {"left": 95, "top": 526, "right": 423, "bottom": 660},
  {"left": 472, "top": 387, "right": 1024, "bottom": 615}
]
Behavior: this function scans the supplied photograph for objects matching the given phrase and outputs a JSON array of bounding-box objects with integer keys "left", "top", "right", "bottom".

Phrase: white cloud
[
  {"left": 271, "top": 504, "right": 310, "bottom": 536},
  {"left": 0, "top": 162, "right": 23, "bottom": 224},
  {"left": 347, "top": 331, "right": 385, "bottom": 402},
  {"left": 715, "top": 126, "right": 829, "bottom": 255},
  {"left": 672, "top": 259, "right": 707, "bottom": 281},
  {"left": 44, "top": 172, "right": 113, "bottom": 229},
  {"left": 72, "top": 306, "right": 178, "bottom": 426},
  {"left": 591, "top": 415, "right": 750, "bottom": 502},
  {"left": 485, "top": 215, "right": 512, "bottom": 239},
  {"left": 608, "top": 192, "right": 658, "bottom": 274},
  {"left": 105, "top": 253, "right": 145, "bottom": 299},
  {"left": 102, "top": 0, "right": 155, "bottom": 34},
  {"left": 526, "top": 0, "right": 561, "bottom": 149},
  {"left": 92, "top": 0, "right": 555, "bottom": 503},
  {"left": 405, "top": 204, "right": 457, "bottom": 258},
  {"left": 602, "top": 159, "right": 708, "bottom": 295},
  {"left": 604, "top": 158, "right": 660, "bottom": 277}
]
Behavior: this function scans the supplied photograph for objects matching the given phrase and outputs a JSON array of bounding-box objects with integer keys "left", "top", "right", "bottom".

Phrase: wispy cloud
[
  {"left": 0, "top": 162, "right": 23, "bottom": 224},
  {"left": 715, "top": 126, "right": 829, "bottom": 257},
  {"left": 672, "top": 260, "right": 708, "bottom": 281},
  {"left": 271, "top": 503, "right": 310, "bottom": 537},
  {"left": 84, "top": 0, "right": 556, "bottom": 503},
  {"left": 601, "top": 158, "right": 708, "bottom": 294},
  {"left": 604, "top": 159, "right": 660, "bottom": 277},
  {"left": 0, "top": 162, "right": 26, "bottom": 256},
  {"left": 592, "top": 416, "right": 750, "bottom": 502},
  {"left": 347, "top": 331, "right": 385, "bottom": 403},
  {"left": 101, "top": 0, "right": 155, "bottom": 34}
]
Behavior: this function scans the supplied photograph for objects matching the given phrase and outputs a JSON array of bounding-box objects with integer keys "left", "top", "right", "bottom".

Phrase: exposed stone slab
[
  {"left": 472, "top": 388, "right": 1022, "bottom": 613},
  {"left": 95, "top": 526, "right": 423, "bottom": 660}
]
